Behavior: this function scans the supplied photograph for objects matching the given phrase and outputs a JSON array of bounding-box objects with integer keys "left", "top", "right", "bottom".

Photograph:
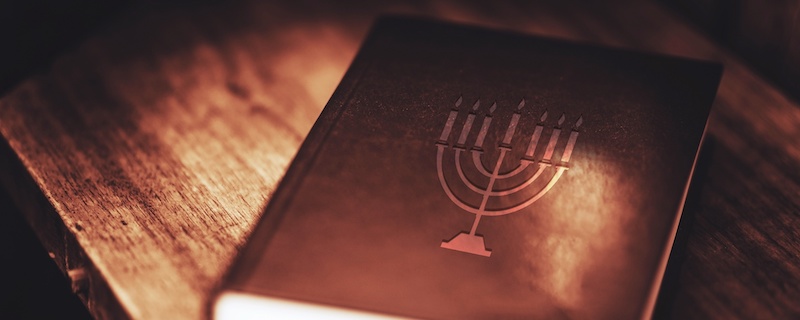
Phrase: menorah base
[{"left": 440, "top": 232, "right": 492, "bottom": 257}]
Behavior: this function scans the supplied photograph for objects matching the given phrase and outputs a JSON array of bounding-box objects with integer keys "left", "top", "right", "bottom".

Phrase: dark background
[
  {"left": 665, "top": 0, "right": 800, "bottom": 104},
  {"left": 0, "top": 0, "right": 797, "bottom": 318}
]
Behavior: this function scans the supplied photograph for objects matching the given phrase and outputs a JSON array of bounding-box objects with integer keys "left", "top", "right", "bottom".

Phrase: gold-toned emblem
[{"left": 436, "top": 96, "right": 583, "bottom": 257}]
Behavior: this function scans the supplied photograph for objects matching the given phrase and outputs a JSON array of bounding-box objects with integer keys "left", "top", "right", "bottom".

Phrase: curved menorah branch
[
  {"left": 480, "top": 166, "right": 567, "bottom": 216},
  {"left": 471, "top": 150, "right": 529, "bottom": 179},
  {"left": 436, "top": 144, "right": 482, "bottom": 215},
  {"left": 439, "top": 144, "right": 563, "bottom": 217},
  {"left": 455, "top": 149, "right": 548, "bottom": 196},
  {"left": 490, "top": 164, "right": 547, "bottom": 196},
  {"left": 469, "top": 150, "right": 493, "bottom": 176},
  {"left": 454, "top": 150, "right": 488, "bottom": 195}
]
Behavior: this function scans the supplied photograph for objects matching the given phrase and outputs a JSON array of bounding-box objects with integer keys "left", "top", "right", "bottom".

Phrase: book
[{"left": 212, "top": 16, "right": 722, "bottom": 320}]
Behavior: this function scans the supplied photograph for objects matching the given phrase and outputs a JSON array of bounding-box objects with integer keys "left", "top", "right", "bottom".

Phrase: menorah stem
[
  {"left": 471, "top": 147, "right": 509, "bottom": 235},
  {"left": 469, "top": 215, "right": 483, "bottom": 235}
]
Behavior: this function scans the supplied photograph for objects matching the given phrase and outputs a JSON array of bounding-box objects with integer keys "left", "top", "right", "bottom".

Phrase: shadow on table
[{"left": 0, "top": 189, "right": 92, "bottom": 320}]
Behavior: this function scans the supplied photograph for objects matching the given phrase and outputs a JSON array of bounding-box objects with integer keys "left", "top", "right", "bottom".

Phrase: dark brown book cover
[{"left": 212, "top": 16, "right": 721, "bottom": 320}]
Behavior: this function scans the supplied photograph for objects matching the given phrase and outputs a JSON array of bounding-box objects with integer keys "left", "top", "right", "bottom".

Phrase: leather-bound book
[{"left": 212, "top": 16, "right": 722, "bottom": 320}]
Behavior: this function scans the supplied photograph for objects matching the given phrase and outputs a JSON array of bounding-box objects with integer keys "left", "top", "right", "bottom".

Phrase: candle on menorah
[
  {"left": 524, "top": 109, "right": 548, "bottom": 159},
  {"left": 473, "top": 102, "right": 497, "bottom": 149},
  {"left": 542, "top": 113, "right": 566, "bottom": 162},
  {"left": 456, "top": 99, "right": 480, "bottom": 146},
  {"left": 501, "top": 99, "right": 526, "bottom": 146},
  {"left": 561, "top": 115, "right": 583, "bottom": 163},
  {"left": 438, "top": 95, "right": 463, "bottom": 143}
]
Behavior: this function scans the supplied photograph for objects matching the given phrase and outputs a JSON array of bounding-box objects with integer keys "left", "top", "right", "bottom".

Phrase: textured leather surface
[{"left": 222, "top": 16, "right": 722, "bottom": 320}]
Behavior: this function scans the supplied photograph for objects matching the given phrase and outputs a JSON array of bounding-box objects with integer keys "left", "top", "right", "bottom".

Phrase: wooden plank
[{"left": 0, "top": 1, "right": 797, "bottom": 319}]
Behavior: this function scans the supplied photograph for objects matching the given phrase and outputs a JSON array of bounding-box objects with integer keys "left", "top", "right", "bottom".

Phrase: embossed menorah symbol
[{"left": 436, "top": 96, "right": 583, "bottom": 257}]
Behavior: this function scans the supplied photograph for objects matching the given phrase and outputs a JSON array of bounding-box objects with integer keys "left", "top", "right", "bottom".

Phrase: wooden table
[{"left": 1, "top": 1, "right": 798, "bottom": 319}]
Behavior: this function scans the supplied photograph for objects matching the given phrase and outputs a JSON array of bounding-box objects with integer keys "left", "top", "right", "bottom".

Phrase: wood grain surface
[{"left": 0, "top": 1, "right": 798, "bottom": 319}]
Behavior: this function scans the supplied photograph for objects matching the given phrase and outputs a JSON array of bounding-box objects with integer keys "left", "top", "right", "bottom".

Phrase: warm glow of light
[
  {"left": 511, "top": 159, "right": 639, "bottom": 317},
  {"left": 130, "top": 19, "right": 358, "bottom": 267},
  {"left": 214, "top": 292, "right": 409, "bottom": 320},
  {"left": 103, "top": 18, "right": 361, "bottom": 318}
]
